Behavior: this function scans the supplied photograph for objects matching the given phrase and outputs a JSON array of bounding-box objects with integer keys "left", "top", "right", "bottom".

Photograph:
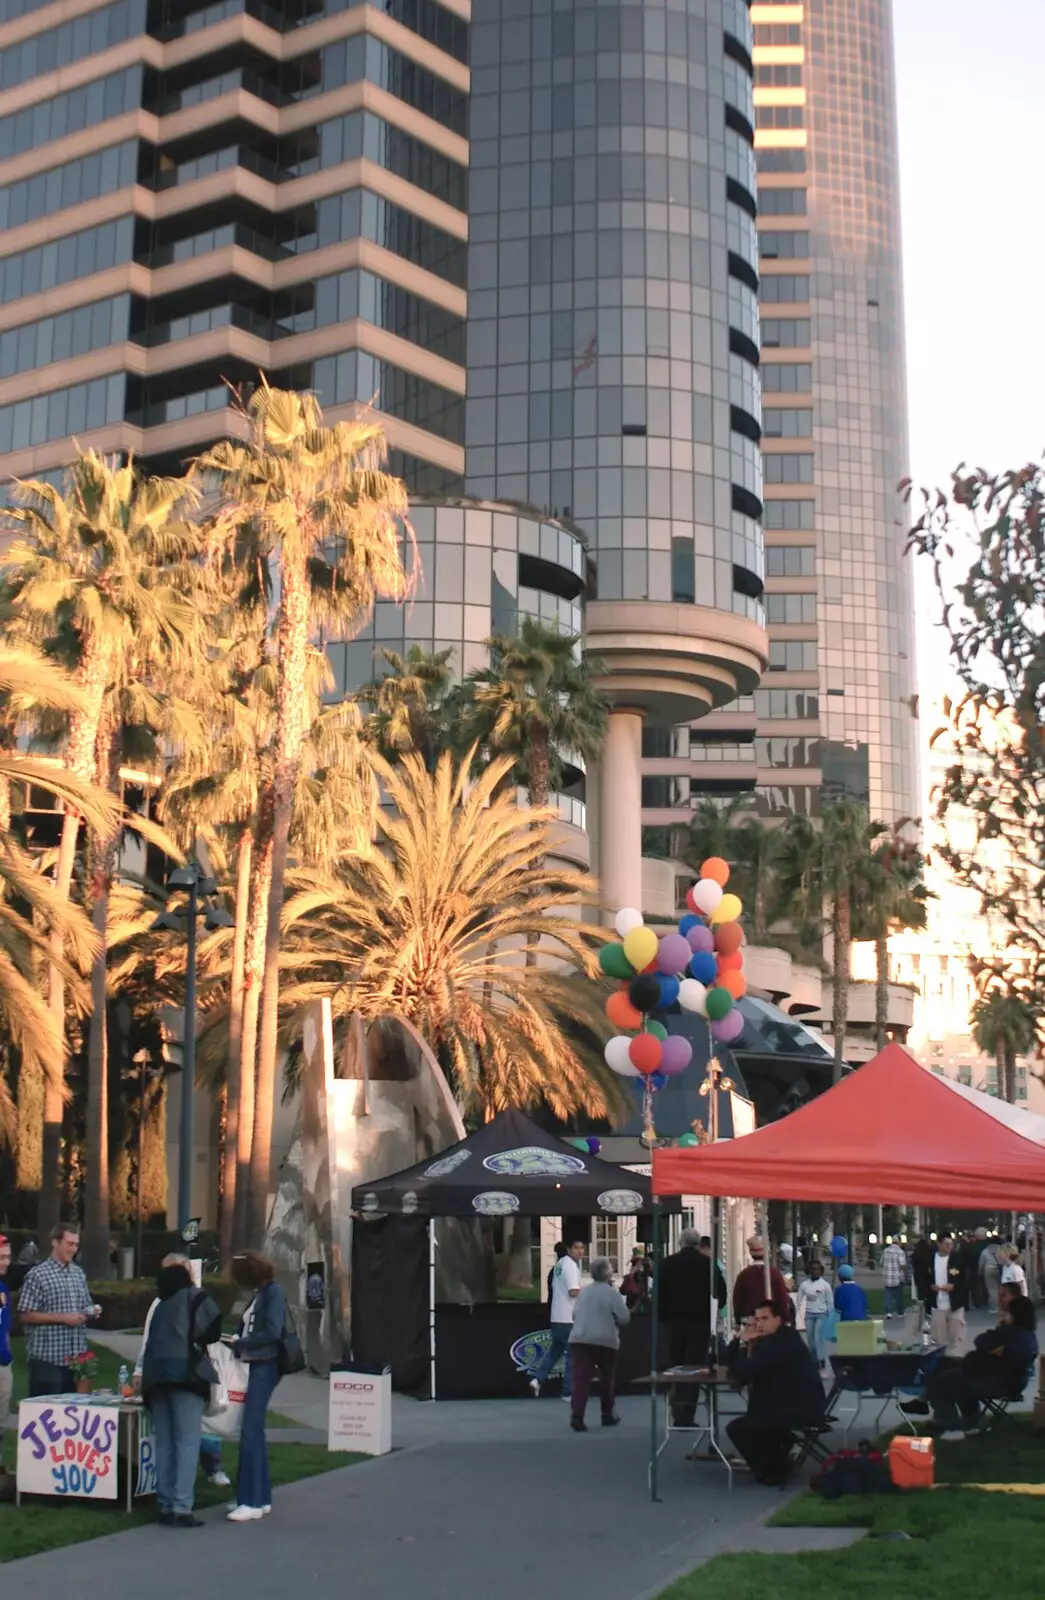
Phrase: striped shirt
[
  {"left": 18, "top": 1257, "right": 92, "bottom": 1366},
  {"left": 881, "top": 1244, "right": 907, "bottom": 1288}
]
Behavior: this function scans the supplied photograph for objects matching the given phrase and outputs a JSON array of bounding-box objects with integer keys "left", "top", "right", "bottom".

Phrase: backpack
[
  {"left": 811, "top": 1443, "right": 893, "bottom": 1499},
  {"left": 277, "top": 1300, "right": 306, "bottom": 1376}
]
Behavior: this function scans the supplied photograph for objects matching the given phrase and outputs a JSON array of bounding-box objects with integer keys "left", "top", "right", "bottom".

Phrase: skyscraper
[{"left": 640, "top": 0, "right": 919, "bottom": 834}]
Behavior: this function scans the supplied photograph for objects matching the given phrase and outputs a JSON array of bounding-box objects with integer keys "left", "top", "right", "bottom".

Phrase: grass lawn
[{"left": 659, "top": 1420, "right": 1045, "bottom": 1599}]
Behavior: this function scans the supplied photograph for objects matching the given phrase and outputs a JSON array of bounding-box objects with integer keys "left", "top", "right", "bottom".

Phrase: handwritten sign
[
  {"left": 135, "top": 1410, "right": 156, "bottom": 1497},
  {"left": 18, "top": 1399, "right": 119, "bottom": 1499}
]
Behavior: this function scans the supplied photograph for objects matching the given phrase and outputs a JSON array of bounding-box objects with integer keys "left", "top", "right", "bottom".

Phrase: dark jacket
[
  {"left": 733, "top": 1262, "right": 792, "bottom": 1324},
  {"left": 962, "top": 1322, "right": 1038, "bottom": 1394},
  {"left": 235, "top": 1280, "right": 287, "bottom": 1364},
  {"left": 658, "top": 1247, "right": 726, "bottom": 1326},
  {"left": 141, "top": 1268, "right": 222, "bottom": 1403},
  {"left": 727, "top": 1325, "right": 826, "bottom": 1429},
  {"left": 923, "top": 1253, "right": 969, "bottom": 1314}
]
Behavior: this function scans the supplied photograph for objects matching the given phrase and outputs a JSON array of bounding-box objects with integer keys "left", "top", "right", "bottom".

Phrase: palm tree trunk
[
  {"left": 874, "top": 931, "right": 889, "bottom": 1053},
  {"left": 220, "top": 828, "right": 251, "bottom": 1264},
  {"left": 831, "top": 891, "right": 851, "bottom": 1084},
  {"left": 1004, "top": 1042, "right": 1016, "bottom": 1105},
  {"left": 233, "top": 817, "right": 271, "bottom": 1252},
  {"left": 524, "top": 722, "right": 549, "bottom": 968},
  {"left": 753, "top": 862, "right": 767, "bottom": 941},
  {"left": 41, "top": 810, "right": 79, "bottom": 1228},
  {"left": 82, "top": 716, "right": 119, "bottom": 1280},
  {"left": 249, "top": 553, "right": 310, "bottom": 1242}
]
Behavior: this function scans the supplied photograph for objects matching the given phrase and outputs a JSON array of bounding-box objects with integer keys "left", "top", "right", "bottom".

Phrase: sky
[{"left": 892, "top": 0, "right": 1045, "bottom": 707}]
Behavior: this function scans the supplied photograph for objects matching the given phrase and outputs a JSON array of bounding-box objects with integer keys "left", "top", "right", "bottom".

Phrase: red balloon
[
  {"left": 642, "top": 958, "right": 659, "bottom": 974},
  {"left": 607, "top": 991, "right": 642, "bottom": 1030},
  {"left": 717, "top": 950, "right": 744, "bottom": 973},
  {"left": 685, "top": 886, "right": 699, "bottom": 913},
  {"left": 714, "top": 922, "right": 744, "bottom": 955},
  {"left": 719, "top": 969, "right": 747, "bottom": 999},
  {"left": 629, "top": 1033, "right": 663, "bottom": 1075}
]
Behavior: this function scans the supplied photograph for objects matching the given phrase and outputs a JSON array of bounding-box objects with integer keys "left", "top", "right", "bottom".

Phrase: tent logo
[
  {"left": 401, "top": 1191, "right": 419, "bottom": 1214},
  {"left": 597, "top": 1189, "right": 644, "bottom": 1214},
  {"left": 472, "top": 1191, "right": 521, "bottom": 1215},
  {"left": 424, "top": 1149, "right": 471, "bottom": 1178},
  {"left": 483, "top": 1146, "right": 587, "bottom": 1177},
  {"left": 510, "top": 1328, "right": 564, "bottom": 1377}
]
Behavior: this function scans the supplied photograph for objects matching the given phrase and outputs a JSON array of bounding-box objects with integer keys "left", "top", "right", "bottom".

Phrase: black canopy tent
[{"left": 351, "top": 1108, "right": 679, "bottom": 1398}]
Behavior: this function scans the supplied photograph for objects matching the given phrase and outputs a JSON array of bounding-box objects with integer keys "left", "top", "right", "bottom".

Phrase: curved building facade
[{"left": 464, "top": 0, "right": 768, "bottom": 910}]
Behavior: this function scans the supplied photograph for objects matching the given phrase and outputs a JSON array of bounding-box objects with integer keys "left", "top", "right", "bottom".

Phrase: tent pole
[
  {"left": 429, "top": 1218, "right": 436, "bottom": 1402},
  {"left": 649, "top": 1199, "right": 661, "bottom": 1503}
]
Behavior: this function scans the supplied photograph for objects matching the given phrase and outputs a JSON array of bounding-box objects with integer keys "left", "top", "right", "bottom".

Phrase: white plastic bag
[{"left": 202, "top": 1342, "right": 249, "bottom": 1440}]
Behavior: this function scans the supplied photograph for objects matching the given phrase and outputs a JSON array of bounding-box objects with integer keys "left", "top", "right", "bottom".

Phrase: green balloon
[
  {"left": 598, "top": 942, "right": 634, "bottom": 980},
  {"left": 705, "top": 986, "right": 734, "bottom": 1021},
  {"left": 679, "top": 1132, "right": 700, "bottom": 1148},
  {"left": 646, "top": 1021, "right": 668, "bottom": 1041}
]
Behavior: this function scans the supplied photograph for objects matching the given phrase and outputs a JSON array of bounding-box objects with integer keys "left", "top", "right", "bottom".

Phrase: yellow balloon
[
  {"left": 622, "top": 924, "right": 658, "bottom": 971},
  {"left": 710, "top": 893, "right": 743, "bottom": 925}
]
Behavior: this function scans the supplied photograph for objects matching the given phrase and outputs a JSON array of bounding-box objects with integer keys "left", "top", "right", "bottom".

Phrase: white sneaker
[
  {"left": 226, "top": 1505, "right": 268, "bottom": 1522},
  {"left": 561, "top": 1392, "right": 572, "bottom": 1402},
  {"left": 529, "top": 1378, "right": 541, "bottom": 1398},
  {"left": 207, "top": 1470, "right": 232, "bottom": 1487},
  {"left": 939, "top": 1430, "right": 965, "bottom": 1442},
  {"left": 226, "top": 1505, "right": 272, "bottom": 1515}
]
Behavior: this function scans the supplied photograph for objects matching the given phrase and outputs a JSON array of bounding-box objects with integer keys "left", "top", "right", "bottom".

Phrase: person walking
[
  {"left": 141, "top": 1260, "right": 222, "bottom": 1528},
  {"left": 733, "top": 1236, "right": 791, "bottom": 1323},
  {"left": 134, "top": 1253, "right": 230, "bottom": 1488},
  {"left": 0, "top": 1235, "right": 12, "bottom": 1438},
  {"left": 833, "top": 1264, "right": 869, "bottom": 1321},
  {"left": 910, "top": 1236, "right": 933, "bottom": 1305},
  {"left": 881, "top": 1237, "right": 907, "bottom": 1320},
  {"left": 568, "top": 1258, "right": 630, "bottom": 1432},
  {"left": 1000, "top": 1244, "right": 1027, "bottom": 1296},
  {"left": 795, "top": 1260, "right": 833, "bottom": 1370},
  {"left": 16, "top": 1222, "right": 99, "bottom": 1397},
  {"left": 528, "top": 1239, "right": 584, "bottom": 1399},
  {"left": 658, "top": 1228, "right": 726, "bottom": 1425},
  {"left": 227, "top": 1250, "right": 288, "bottom": 1523},
  {"left": 981, "top": 1236, "right": 1004, "bottom": 1314},
  {"left": 926, "top": 1235, "right": 968, "bottom": 1355}
]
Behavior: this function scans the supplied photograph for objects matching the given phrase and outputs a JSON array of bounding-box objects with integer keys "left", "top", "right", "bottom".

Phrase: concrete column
[{"left": 597, "top": 707, "right": 644, "bottom": 921}]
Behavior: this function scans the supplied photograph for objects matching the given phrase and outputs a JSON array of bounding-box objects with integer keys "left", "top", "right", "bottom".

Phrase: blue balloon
[
  {"left": 657, "top": 974, "right": 681, "bottom": 1009},
  {"left": 688, "top": 950, "right": 717, "bottom": 985},
  {"left": 649, "top": 1072, "right": 668, "bottom": 1090},
  {"left": 679, "top": 913, "right": 701, "bottom": 936}
]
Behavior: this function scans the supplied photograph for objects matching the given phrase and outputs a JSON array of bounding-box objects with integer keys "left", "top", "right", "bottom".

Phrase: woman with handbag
[
  {"left": 227, "top": 1250, "right": 289, "bottom": 1524},
  {"left": 141, "top": 1261, "right": 223, "bottom": 1528}
]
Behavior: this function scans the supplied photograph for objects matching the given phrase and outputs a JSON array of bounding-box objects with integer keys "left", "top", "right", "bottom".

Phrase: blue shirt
[
  {"left": 0, "top": 1276, "right": 12, "bottom": 1365},
  {"left": 834, "top": 1281, "right": 869, "bottom": 1322}
]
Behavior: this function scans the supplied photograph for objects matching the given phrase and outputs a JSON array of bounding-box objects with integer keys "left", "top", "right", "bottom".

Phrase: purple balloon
[
  {"left": 686, "top": 924, "right": 715, "bottom": 954},
  {"left": 660, "top": 1034, "right": 693, "bottom": 1076},
  {"left": 710, "top": 1010, "right": 745, "bottom": 1044},
  {"left": 657, "top": 932, "right": 692, "bottom": 975}
]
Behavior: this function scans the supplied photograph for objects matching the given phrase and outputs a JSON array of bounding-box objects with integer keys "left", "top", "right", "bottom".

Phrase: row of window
[
  {"left": 768, "top": 640, "right": 817, "bottom": 672},
  {"left": 0, "top": 216, "right": 134, "bottom": 308},
  {"left": 0, "top": 372, "right": 124, "bottom": 455},
  {"left": 756, "top": 736, "right": 822, "bottom": 768},
  {"left": 310, "top": 348, "right": 463, "bottom": 442},
  {"left": 762, "top": 363, "right": 812, "bottom": 392},
  {"left": 763, "top": 498, "right": 815, "bottom": 529},
  {"left": 753, "top": 23, "right": 802, "bottom": 45},
  {"left": 754, "top": 688, "right": 819, "bottom": 719},
  {"left": 755, "top": 64, "right": 803, "bottom": 87},
  {"left": 763, "top": 453, "right": 814, "bottom": 484},
  {"left": 152, "top": 0, "right": 468, "bottom": 61},
  {"left": 0, "top": 67, "right": 140, "bottom": 164},
  {"left": 0, "top": 294, "right": 129, "bottom": 381},
  {"left": 0, "top": 0, "right": 145, "bottom": 91},
  {"left": 759, "top": 230, "right": 809, "bottom": 260},
  {"left": 762, "top": 318, "right": 810, "bottom": 348},
  {"left": 757, "top": 148, "right": 807, "bottom": 173},
  {"left": 765, "top": 544, "right": 815, "bottom": 576},
  {"left": 756, "top": 105, "right": 804, "bottom": 128},
  {"left": 296, "top": 31, "right": 466, "bottom": 134},
  {"left": 759, "top": 274, "right": 810, "bottom": 303},
  {"left": 763, "top": 407, "right": 812, "bottom": 438},
  {"left": 0, "top": 140, "right": 138, "bottom": 235},
  {"left": 757, "top": 186, "right": 807, "bottom": 216},
  {"left": 314, "top": 111, "right": 467, "bottom": 210},
  {"left": 765, "top": 592, "right": 816, "bottom": 624}
]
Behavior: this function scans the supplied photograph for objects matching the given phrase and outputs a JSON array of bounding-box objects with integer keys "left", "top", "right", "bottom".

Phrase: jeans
[
  {"left": 27, "top": 1359, "right": 77, "bottom": 1398},
  {"left": 884, "top": 1284, "right": 906, "bottom": 1318},
  {"left": 806, "top": 1314, "right": 828, "bottom": 1367},
  {"left": 529, "top": 1323, "right": 573, "bottom": 1395},
  {"left": 928, "top": 1368, "right": 1002, "bottom": 1432},
  {"left": 151, "top": 1386, "right": 207, "bottom": 1515},
  {"left": 0, "top": 1363, "right": 12, "bottom": 1433},
  {"left": 569, "top": 1343, "right": 618, "bottom": 1422},
  {"left": 237, "top": 1359, "right": 280, "bottom": 1510},
  {"left": 199, "top": 1435, "right": 223, "bottom": 1477}
]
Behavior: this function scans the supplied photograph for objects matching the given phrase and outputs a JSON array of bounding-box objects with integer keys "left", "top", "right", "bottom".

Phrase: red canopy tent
[{"left": 652, "top": 1043, "right": 1045, "bottom": 1208}]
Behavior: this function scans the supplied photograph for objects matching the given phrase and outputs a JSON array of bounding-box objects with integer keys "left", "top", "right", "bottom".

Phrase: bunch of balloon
[
  {"left": 597, "top": 907, "right": 695, "bottom": 1144},
  {"left": 680, "top": 855, "right": 747, "bottom": 1049}
]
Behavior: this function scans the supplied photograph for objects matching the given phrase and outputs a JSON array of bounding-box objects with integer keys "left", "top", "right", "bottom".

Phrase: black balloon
[{"left": 628, "top": 973, "right": 662, "bottom": 1014}]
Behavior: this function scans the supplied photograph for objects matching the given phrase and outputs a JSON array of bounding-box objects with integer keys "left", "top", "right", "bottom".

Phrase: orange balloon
[
  {"left": 720, "top": 969, "right": 747, "bottom": 1000},
  {"left": 606, "top": 990, "right": 642, "bottom": 1031},
  {"left": 700, "top": 856, "right": 730, "bottom": 887},
  {"left": 717, "top": 950, "right": 744, "bottom": 973},
  {"left": 714, "top": 922, "right": 744, "bottom": 955}
]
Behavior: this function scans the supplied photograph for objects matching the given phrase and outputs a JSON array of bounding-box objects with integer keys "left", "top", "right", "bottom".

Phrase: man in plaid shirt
[
  {"left": 18, "top": 1223, "right": 98, "bottom": 1397},
  {"left": 881, "top": 1237, "right": 908, "bottom": 1319}
]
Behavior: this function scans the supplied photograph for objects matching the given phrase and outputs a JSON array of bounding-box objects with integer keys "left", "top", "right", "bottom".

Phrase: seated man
[
  {"left": 913, "top": 1294, "right": 1038, "bottom": 1440},
  {"left": 834, "top": 1264, "right": 869, "bottom": 1321},
  {"left": 726, "top": 1300, "right": 827, "bottom": 1485}
]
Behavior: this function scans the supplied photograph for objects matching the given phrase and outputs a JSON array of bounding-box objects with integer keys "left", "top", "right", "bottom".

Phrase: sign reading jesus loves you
[{"left": 18, "top": 1399, "right": 120, "bottom": 1499}]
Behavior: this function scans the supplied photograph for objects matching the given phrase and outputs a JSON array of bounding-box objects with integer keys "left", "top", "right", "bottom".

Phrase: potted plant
[{"left": 68, "top": 1350, "right": 99, "bottom": 1394}]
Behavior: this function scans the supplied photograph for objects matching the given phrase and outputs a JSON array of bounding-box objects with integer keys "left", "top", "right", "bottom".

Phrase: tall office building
[{"left": 640, "top": 0, "right": 919, "bottom": 834}]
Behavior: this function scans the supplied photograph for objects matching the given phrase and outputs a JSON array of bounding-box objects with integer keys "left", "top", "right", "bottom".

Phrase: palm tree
[
  {"left": 854, "top": 825, "right": 929, "bottom": 1051},
  {"left": 464, "top": 619, "right": 607, "bottom": 813},
  {"left": 972, "top": 987, "right": 1037, "bottom": 1104},
  {"left": 3, "top": 453, "right": 204, "bottom": 1269},
  {"left": 197, "top": 383, "right": 411, "bottom": 1240},
  {"left": 732, "top": 816, "right": 781, "bottom": 942},
  {"left": 357, "top": 644, "right": 457, "bottom": 770},
  {"left": 777, "top": 801, "right": 875, "bottom": 1083},
  {"left": 277, "top": 749, "right": 620, "bottom": 1123}
]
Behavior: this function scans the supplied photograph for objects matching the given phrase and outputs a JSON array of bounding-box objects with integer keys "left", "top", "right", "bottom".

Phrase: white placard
[
  {"left": 135, "top": 1409, "right": 157, "bottom": 1497},
  {"left": 328, "top": 1371, "right": 391, "bottom": 1456},
  {"left": 17, "top": 1398, "right": 120, "bottom": 1499}
]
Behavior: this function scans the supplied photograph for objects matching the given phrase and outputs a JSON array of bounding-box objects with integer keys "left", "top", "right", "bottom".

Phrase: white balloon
[
  {"left": 692, "top": 879, "right": 723, "bottom": 916},
  {"left": 605, "top": 1035, "right": 641, "bottom": 1076},
  {"left": 614, "top": 907, "right": 644, "bottom": 938},
  {"left": 678, "top": 979, "right": 708, "bottom": 1016}
]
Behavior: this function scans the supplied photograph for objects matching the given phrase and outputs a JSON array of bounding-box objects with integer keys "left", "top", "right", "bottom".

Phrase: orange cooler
[{"left": 888, "top": 1435, "right": 935, "bottom": 1489}]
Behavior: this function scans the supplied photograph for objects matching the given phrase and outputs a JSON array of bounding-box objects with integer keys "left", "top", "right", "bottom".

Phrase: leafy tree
[
  {"left": 196, "top": 384, "right": 411, "bottom": 1240},
  {"left": 853, "top": 825, "right": 930, "bottom": 1051},
  {"left": 971, "top": 985, "right": 1037, "bottom": 1104},
  {"left": 277, "top": 749, "right": 620, "bottom": 1123},
  {"left": 906, "top": 462, "right": 1045, "bottom": 1045},
  {"left": 358, "top": 645, "right": 458, "bottom": 770}
]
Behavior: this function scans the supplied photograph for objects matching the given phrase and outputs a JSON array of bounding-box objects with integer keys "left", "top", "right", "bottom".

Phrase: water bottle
[{"left": 118, "top": 1363, "right": 129, "bottom": 1395}]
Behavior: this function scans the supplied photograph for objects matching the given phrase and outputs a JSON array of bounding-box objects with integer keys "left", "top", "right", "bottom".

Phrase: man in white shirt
[
  {"left": 528, "top": 1239, "right": 584, "bottom": 1399},
  {"left": 926, "top": 1235, "right": 968, "bottom": 1355}
]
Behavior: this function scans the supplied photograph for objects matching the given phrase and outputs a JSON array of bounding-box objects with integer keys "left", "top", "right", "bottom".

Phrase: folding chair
[
  {"left": 785, "top": 1421, "right": 835, "bottom": 1482},
  {"left": 980, "top": 1367, "right": 1035, "bottom": 1432}
]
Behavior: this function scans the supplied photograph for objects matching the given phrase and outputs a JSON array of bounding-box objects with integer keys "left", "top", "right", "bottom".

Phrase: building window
[
  {"left": 759, "top": 275, "right": 810, "bottom": 303},
  {"left": 756, "top": 105, "right": 805, "bottom": 128},
  {"left": 761, "top": 363, "right": 812, "bottom": 392},
  {"left": 759, "top": 231, "right": 810, "bottom": 260},
  {"left": 768, "top": 640, "right": 817, "bottom": 671},
  {"left": 763, "top": 453, "right": 814, "bottom": 484},
  {"left": 762, "top": 407, "right": 813, "bottom": 438},
  {"left": 763, "top": 498, "right": 815, "bottom": 527},
  {"left": 765, "top": 593, "right": 816, "bottom": 624},
  {"left": 757, "top": 187, "right": 808, "bottom": 215},
  {"left": 765, "top": 545, "right": 815, "bottom": 576},
  {"left": 754, "top": 688, "right": 820, "bottom": 719},
  {"left": 761, "top": 319, "right": 811, "bottom": 348},
  {"left": 755, "top": 64, "right": 804, "bottom": 87}
]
